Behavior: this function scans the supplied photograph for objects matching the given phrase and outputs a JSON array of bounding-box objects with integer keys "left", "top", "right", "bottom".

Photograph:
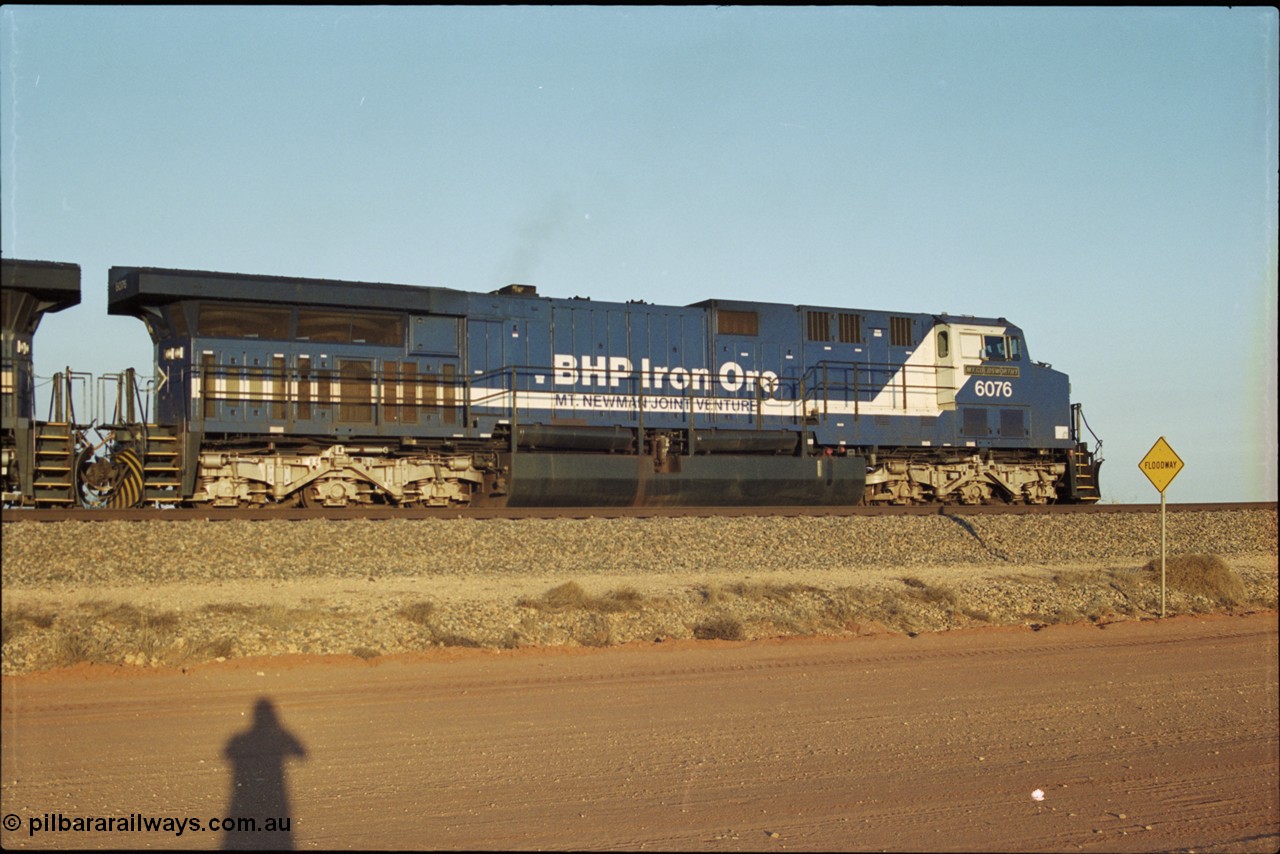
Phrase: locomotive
[{"left": 2, "top": 258, "right": 1102, "bottom": 508}]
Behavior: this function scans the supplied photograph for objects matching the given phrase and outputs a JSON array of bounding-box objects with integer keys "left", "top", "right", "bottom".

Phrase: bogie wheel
[
  {"left": 298, "top": 477, "right": 360, "bottom": 509},
  {"left": 297, "top": 483, "right": 322, "bottom": 509}
]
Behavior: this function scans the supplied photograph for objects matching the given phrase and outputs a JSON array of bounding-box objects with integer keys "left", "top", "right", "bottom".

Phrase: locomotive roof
[
  {"left": 108, "top": 265, "right": 471, "bottom": 316},
  {"left": 692, "top": 297, "right": 1014, "bottom": 331},
  {"left": 1, "top": 258, "right": 82, "bottom": 306},
  {"left": 107, "top": 265, "right": 1015, "bottom": 329}
]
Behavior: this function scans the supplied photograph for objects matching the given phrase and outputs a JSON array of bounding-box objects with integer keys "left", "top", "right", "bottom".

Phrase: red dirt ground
[{"left": 2, "top": 613, "right": 1277, "bottom": 851}]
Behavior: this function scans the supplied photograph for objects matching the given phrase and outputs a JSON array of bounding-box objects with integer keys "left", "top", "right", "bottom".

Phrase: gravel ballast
[{"left": 3, "top": 508, "right": 1276, "bottom": 675}]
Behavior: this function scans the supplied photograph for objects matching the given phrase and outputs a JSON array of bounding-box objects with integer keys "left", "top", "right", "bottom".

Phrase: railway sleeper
[{"left": 193, "top": 445, "right": 487, "bottom": 508}]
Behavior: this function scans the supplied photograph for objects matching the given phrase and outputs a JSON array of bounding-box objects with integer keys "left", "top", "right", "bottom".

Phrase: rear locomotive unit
[
  {"left": 1, "top": 259, "right": 83, "bottom": 506},
  {"left": 98, "top": 265, "right": 1101, "bottom": 509}
]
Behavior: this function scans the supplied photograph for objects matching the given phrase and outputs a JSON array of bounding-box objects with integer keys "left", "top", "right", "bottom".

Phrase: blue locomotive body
[{"left": 104, "top": 265, "right": 1100, "bottom": 507}]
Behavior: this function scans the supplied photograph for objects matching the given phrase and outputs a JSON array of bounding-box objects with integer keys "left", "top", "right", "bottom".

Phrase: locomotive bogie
[
  {"left": 192, "top": 446, "right": 490, "bottom": 508},
  {"left": 863, "top": 453, "right": 1067, "bottom": 505}
]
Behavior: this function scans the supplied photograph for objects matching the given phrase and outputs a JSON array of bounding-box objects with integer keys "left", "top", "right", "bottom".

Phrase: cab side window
[{"left": 983, "top": 335, "right": 1006, "bottom": 361}]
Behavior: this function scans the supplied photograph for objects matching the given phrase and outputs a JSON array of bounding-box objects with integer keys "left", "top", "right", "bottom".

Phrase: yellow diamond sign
[{"left": 1139, "top": 436, "right": 1184, "bottom": 493}]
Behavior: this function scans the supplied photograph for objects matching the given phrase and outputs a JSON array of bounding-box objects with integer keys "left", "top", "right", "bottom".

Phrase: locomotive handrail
[
  {"left": 164, "top": 358, "right": 914, "bottom": 437},
  {"left": 1072, "top": 403, "right": 1104, "bottom": 463},
  {"left": 118, "top": 356, "right": 940, "bottom": 439},
  {"left": 798, "top": 358, "right": 944, "bottom": 417},
  {"left": 97, "top": 369, "right": 152, "bottom": 428},
  {"left": 160, "top": 350, "right": 968, "bottom": 449},
  {"left": 44, "top": 369, "right": 92, "bottom": 426}
]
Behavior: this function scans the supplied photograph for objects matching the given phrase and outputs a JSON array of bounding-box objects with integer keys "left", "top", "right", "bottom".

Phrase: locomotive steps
[{"left": 2, "top": 508, "right": 1275, "bottom": 675}]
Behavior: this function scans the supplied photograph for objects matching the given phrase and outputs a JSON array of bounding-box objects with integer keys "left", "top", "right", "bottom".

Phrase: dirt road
[{"left": 2, "top": 613, "right": 1277, "bottom": 851}]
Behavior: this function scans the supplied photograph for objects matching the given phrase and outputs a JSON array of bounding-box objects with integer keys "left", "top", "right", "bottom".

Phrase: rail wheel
[
  {"left": 298, "top": 476, "right": 360, "bottom": 508},
  {"left": 297, "top": 482, "right": 323, "bottom": 509},
  {"left": 74, "top": 445, "right": 145, "bottom": 509}
]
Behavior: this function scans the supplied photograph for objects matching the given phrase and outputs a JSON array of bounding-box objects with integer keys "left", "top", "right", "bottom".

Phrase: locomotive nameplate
[{"left": 964, "top": 365, "right": 1021, "bottom": 378}]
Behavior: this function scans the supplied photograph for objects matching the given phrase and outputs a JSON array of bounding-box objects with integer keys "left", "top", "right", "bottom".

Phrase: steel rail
[{"left": 1, "top": 501, "right": 1273, "bottom": 524}]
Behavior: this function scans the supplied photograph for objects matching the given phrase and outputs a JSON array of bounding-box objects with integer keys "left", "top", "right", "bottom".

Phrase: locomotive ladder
[
  {"left": 1068, "top": 403, "right": 1103, "bottom": 503},
  {"left": 31, "top": 422, "right": 76, "bottom": 505},
  {"left": 140, "top": 425, "right": 183, "bottom": 505},
  {"left": 30, "top": 371, "right": 84, "bottom": 505},
  {"left": 1068, "top": 446, "right": 1100, "bottom": 503}
]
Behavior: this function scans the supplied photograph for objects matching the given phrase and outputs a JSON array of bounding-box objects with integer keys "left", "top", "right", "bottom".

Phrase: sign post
[{"left": 1138, "top": 437, "right": 1185, "bottom": 617}]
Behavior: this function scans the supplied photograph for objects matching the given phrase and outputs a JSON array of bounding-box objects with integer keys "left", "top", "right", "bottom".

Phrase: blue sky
[{"left": 3, "top": 6, "right": 1276, "bottom": 503}]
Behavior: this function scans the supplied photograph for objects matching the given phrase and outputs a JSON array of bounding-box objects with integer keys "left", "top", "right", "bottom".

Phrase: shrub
[
  {"left": 52, "top": 628, "right": 108, "bottom": 667},
  {"left": 518, "top": 582, "right": 646, "bottom": 613},
  {"left": 1, "top": 607, "right": 56, "bottom": 646},
  {"left": 541, "top": 581, "right": 591, "bottom": 610},
  {"left": 693, "top": 616, "right": 744, "bottom": 641},
  {"left": 398, "top": 601, "right": 437, "bottom": 625},
  {"left": 598, "top": 586, "right": 645, "bottom": 612},
  {"left": 1144, "top": 555, "right": 1247, "bottom": 606}
]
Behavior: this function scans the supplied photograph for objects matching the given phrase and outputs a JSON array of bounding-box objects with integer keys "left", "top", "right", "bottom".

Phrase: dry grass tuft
[
  {"left": 200, "top": 603, "right": 257, "bottom": 617},
  {"left": 518, "top": 582, "right": 647, "bottom": 613},
  {"left": 903, "top": 578, "right": 959, "bottom": 608},
  {"left": 190, "top": 636, "right": 236, "bottom": 660},
  {"left": 259, "top": 603, "right": 326, "bottom": 630},
  {"left": 2, "top": 606, "right": 57, "bottom": 646},
  {"left": 577, "top": 613, "right": 615, "bottom": 647},
  {"left": 598, "top": 586, "right": 646, "bottom": 612},
  {"left": 51, "top": 628, "right": 110, "bottom": 667},
  {"left": 397, "top": 601, "right": 437, "bottom": 625},
  {"left": 428, "top": 632, "right": 483, "bottom": 648},
  {"left": 84, "top": 601, "right": 181, "bottom": 631},
  {"left": 524, "top": 581, "right": 592, "bottom": 611},
  {"left": 693, "top": 615, "right": 745, "bottom": 641},
  {"left": 1144, "top": 554, "right": 1247, "bottom": 605},
  {"left": 725, "top": 582, "right": 809, "bottom": 602},
  {"left": 698, "top": 581, "right": 813, "bottom": 606}
]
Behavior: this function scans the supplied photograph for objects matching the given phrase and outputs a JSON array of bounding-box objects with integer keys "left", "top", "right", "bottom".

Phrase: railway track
[{"left": 1, "top": 501, "right": 1272, "bottom": 523}]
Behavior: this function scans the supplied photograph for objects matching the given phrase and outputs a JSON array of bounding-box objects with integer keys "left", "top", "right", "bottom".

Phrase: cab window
[
  {"left": 982, "top": 335, "right": 1006, "bottom": 361},
  {"left": 981, "top": 335, "right": 1024, "bottom": 362}
]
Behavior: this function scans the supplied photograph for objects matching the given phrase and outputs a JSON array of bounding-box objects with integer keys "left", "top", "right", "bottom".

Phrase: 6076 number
[{"left": 973, "top": 380, "right": 1013, "bottom": 398}]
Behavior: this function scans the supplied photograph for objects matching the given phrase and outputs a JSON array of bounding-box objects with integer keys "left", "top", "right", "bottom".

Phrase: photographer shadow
[{"left": 222, "top": 697, "right": 308, "bottom": 850}]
